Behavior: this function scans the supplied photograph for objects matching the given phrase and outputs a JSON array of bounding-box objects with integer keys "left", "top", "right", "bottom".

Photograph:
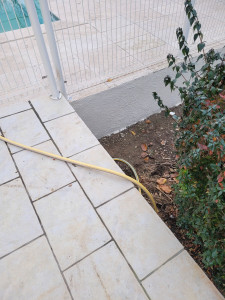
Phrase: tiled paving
[{"left": 0, "top": 94, "right": 224, "bottom": 300}]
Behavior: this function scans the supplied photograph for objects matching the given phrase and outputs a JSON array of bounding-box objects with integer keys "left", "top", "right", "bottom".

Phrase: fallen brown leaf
[
  {"left": 144, "top": 157, "right": 149, "bottom": 163},
  {"left": 130, "top": 130, "right": 136, "bottom": 136},
  {"left": 171, "top": 172, "right": 179, "bottom": 178},
  {"left": 141, "top": 143, "right": 148, "bottom": 151},
  {"left": 161, "top": 140, "right": 166, "bottom": 146},
  {"left": 141, "top": 152, "right": 149, "bottom": 158},
  {"left": 159, "top": 184, "right": 172, "bottom": 194},
  {"left": 145, "top": 119, "right": 151, "bottom": 124},
  {"left": 157, "top": 178, "right": 167, "bottom": 185},
  {"left": 174, "top": 178, "right": 179, "bottom": 183},
  {"left": 107, "top": 78, "right": 113, "bottom": 82}
]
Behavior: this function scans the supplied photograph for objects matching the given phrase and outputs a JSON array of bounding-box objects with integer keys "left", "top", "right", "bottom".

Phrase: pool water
[{"left": 0, "top": 0, "right": 59, "bottom": 33}]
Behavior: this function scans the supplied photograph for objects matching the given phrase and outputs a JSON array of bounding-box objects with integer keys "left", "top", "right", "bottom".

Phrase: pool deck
[{"left": 0, "top": 94, "right": 224, "bottom": 300}]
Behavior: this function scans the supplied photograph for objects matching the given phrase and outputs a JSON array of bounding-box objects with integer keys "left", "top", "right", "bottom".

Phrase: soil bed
[{"left": 99, "top": 106, "right": 215, "bottom": 286}]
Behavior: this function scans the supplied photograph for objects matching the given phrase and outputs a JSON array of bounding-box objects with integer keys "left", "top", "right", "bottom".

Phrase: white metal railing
[{"left": 0, "top": 0, "right": 225, "bottom": 100}]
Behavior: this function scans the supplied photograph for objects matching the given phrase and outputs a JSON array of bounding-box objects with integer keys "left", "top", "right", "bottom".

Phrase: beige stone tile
[
  {"left": 13, "top": 140, "right": 74, "bottom": 201},
  {"left": 0, "top": 109, "right": 49, "bottom": 153},
  {"left": 0, "top": 236, "right": 71, "bottom": 300},
  {"left": 45, "top": 112, "right": 99, "bottom": 157},
  {"left": 129, "top": 9, "right": 163, "bottom": 22},
  {"left": 31, "top": 93, "right": 74, "bottom": 122},
  {"left": 98, "top": 188, "right": 183, "bottom": 279},
  {"left": 70, "top": 145, "right": 133, "bottom": 207},
  {"left": 0, "top": 97, "right": 30, "bottom": 118},
  {"left": 91, "top": 16, "right": 132, "bottom": 32},
  {"left": 142, "top": 251, "right": 224, "bottom": 300},
  {"left": 105, "top": 68, "right": 150, "bottom": 88},
  {"left": 118, "top": 34, "right": 164, "bottom": 55},
  {"left": 0, "top": 139, "right": 18, "bottom": 184},
  {"left": 64, "top": 242, "right": 148, "bottom": 300},
  {"left": 35, "top": 182, "right": 110, "bottom": 270},
  {"left": 0, "top": 178, "right": 42, "bottom": 257},
  {"left": 69, "top": 83, "right": 109, "bottom": 101}
]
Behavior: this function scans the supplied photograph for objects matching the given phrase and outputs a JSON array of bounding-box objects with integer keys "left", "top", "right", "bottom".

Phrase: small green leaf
[
  {"left": 197, "top": 42, "right": 205, "bottom": 52},
  {"left": 194, "top": 33, "right": 199, "bottom": 42}
]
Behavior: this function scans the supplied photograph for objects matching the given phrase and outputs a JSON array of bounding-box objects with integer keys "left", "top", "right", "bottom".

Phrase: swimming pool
[{"left": 0, "top": 0, "right": 59, "bottom": 33}]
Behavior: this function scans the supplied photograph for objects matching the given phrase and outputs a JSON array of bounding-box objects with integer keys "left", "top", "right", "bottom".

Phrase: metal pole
[
  {"left": 183, "top": 0, "right": 196, "bottom": 41},
  {"left": 24, "top": 0, "right": 60, "bottom": 99},
  {"left": 178, "top": 0, "right": 196, "bottom": 58},
  {"left": 39, "top": 0, "right": 67, "bottom": 99}
]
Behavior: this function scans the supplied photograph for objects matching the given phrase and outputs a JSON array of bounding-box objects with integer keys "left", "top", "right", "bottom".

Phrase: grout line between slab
[
  {"left": 0, "top": 176, "right": 20, "bottom": 187},
  {"left": 0, "top": 108, "right": 32, "bottom": 120},
  {"left": 0, "top": 234, "right": 44, "bottom": 261},
  {"left": 0, "top": 125, "right": 74, "bottom": 300},
  {"left": 140, "top": 248, "right": 185, "bottom": 282},
  {"left": 72, "top": 178, "right": 151, "bottom": 300},
  {"left": 95, "top": 186, "right": 135, "bottom": 209},
  {"left": 32, "top": 181, "right": 76, "bottom": 203},
  {"left": 29, "top": 101, "right": 73, "bottom": 158},
  {"left": 29, "top": 101, "right": 151, "bottom": 298},
  {"left": 62, "top": 239, "right": 113, "bottom": 273},
  {"left": 43, "top": 111, "right": 75, "bottom": 124},
  {"left": 66, "top": 143, "right": 100, "bottom": 158},
  {"left": 11, "top": 139, "right": 51, "bottom": 155}
]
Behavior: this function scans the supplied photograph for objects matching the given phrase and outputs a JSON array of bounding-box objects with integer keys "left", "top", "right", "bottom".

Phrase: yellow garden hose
[
  {"left": 0, "top": 136, "right": 158, "bottom": 212},
  {"left": 113, "top": 158, "right": 141, "bottom": 193}
]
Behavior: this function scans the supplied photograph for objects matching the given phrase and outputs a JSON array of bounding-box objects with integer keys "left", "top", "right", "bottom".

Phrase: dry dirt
[{"left": 99, "top": 106, "right": 215, "bottom": 284}]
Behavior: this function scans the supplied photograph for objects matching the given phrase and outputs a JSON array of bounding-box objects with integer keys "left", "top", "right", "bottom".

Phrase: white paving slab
[
  {"left": 64, "top": 242, "right": 148, "bottom": 300},
  {"left": 70, "top": 144, "right": 133, "bottom": 207},
  {"left": 45, "top": 112, "right": 99, "bottom": 157},
  {"left": 0, "top": 109, "right": 49, "bottom": 153},
  {"left": 31, "top": 94, "right": 74, "bottom": 122},
  {"left": 0, "top": 178, "right": 42, "bottom": 258},
  {"left": 34, "top": 182, "right": 111, "bottom": 270},
  {"left": 142, "top": 251, "right": 224, "bottom": 300},
  {"left": 0, "top": 236, "right": 71, "bottom": 300},
  {"left": 0, "top": 97, "right": 30, "bottom": 118},
  {"left": 13, "top": 140, "right": 75, "bottom": 201},
  {"left": 98, "top": 188, "right": 183, "bottom": 279},
  {"left": 0, "top": 139, "right": 18, "bottom": 185}
]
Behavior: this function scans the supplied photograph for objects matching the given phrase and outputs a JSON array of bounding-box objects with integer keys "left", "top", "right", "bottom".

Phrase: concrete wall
[{"left": 71, "top": 66, "right": 181, "bottom": 138}]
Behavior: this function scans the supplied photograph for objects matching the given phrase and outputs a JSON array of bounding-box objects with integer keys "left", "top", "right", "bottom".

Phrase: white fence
[{"left": 0, "top": 0, "right": 225, "bottom": 100}]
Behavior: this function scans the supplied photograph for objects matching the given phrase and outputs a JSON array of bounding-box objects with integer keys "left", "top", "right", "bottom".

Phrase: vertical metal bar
[
  {"left": 24, "top": 0, "right": 60, "bottom": 99},
  {"left": 39, "top": 0, "right": 66, "bottom": 98},
  {"left": 183, "top": 0, "right": 196, "bottom": 42}
]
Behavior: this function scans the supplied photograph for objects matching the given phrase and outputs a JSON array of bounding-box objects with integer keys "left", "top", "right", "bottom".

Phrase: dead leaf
[
  {"left": 161, "top": 140, "right": 166, "bottom": 146},
  {"left": 145, "top": 119, "right": 151, "bottom": 124},
  {"left": 130, "top": 130, "right": 136, "bottom": 136},
  {"left": 159, "top": 185, "right": 172, "bottom": 194},
  {"left": 171, "top": 172, "right": 179, "bottom": 178},
  {"left": 141, "top": 143, "right": 148, "bottom": 151},
  {"left": 144, "top": 157, "right": 149, "bottom": 163},
  {"left": 174, "top": 178, "right": 179, "bottom": 183},
  {"left": 68, "top": 184, "right": 72, "bottom": 187},
  {"left": 141, "top": 152, "right": 148, "bottom": 158},
  {"left": 157, "top": 178, "right": 167, "bottom": 185},
  {"left": 107, "top": 78, "right": 113, "bottom": 82}
]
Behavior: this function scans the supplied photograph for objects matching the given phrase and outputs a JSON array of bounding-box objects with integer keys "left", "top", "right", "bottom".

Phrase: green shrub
[{"left": 153, "top": 0, "right": 225, "bottom": 292}]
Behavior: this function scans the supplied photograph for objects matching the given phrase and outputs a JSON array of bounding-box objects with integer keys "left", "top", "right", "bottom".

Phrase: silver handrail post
[
  {"left": 24, "top": 0, "right": 60, "bottom": 100},
  {"left": 39, "top": 0, "right": 67, "bottom": 99},
  {"left": 178, "top": 0, "right": 196, "bottom": 58},
  {"left": 183, "top": 0, "right": 196, "bottom": 41}
]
